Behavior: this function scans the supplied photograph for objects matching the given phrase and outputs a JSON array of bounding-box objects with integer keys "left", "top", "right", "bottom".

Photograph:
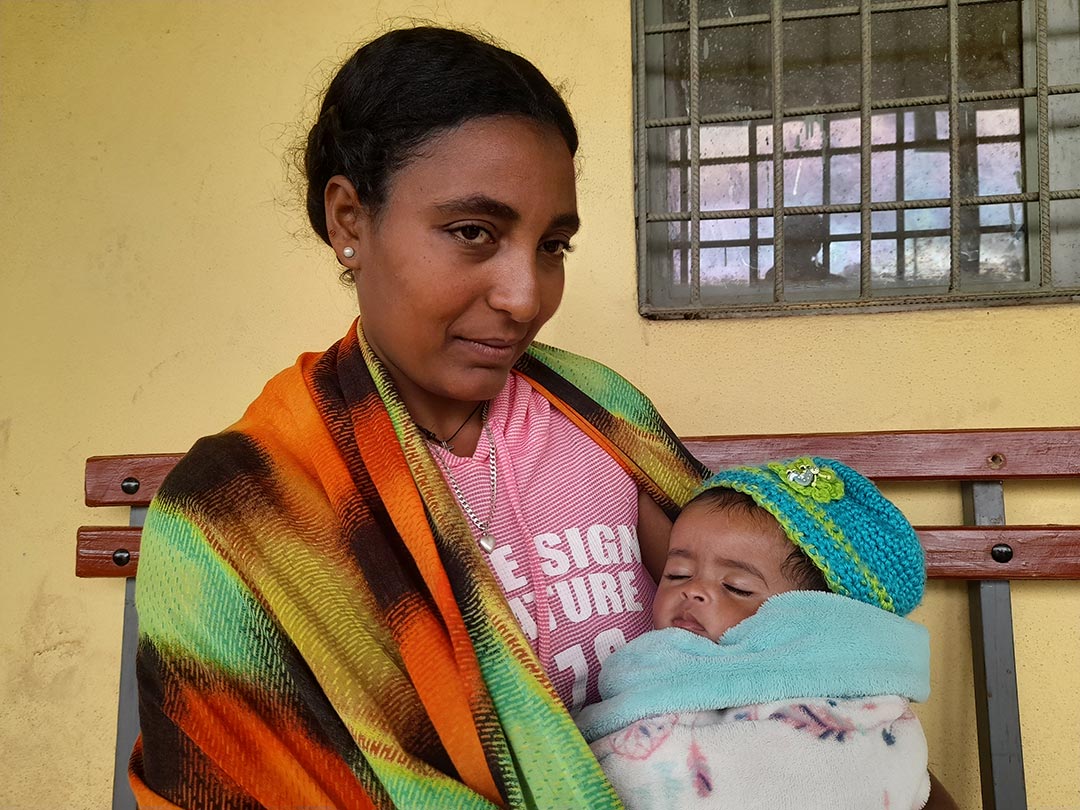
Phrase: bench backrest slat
[
  {"left": 919, "top": 526, "right": 1080, "bottom": 578},
  {"left": 76, "top": 527, "right": 143, "bottom": 578},
  {"left": 75, "top": 525, "right": 1080, "bottom": 579},
  {"left": 85, "top": 428, "right": 1080, "bottom": 510},
  {"left": 85, "top": 454, "right": 183, "bottom": 507},
  {"left": 684, "top": 427, "right": 1080, "bottom": 479}
]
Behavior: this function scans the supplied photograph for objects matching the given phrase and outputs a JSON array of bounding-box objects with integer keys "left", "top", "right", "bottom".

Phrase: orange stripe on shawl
[
  {"left": 129, "top": 697, "right": 379, "bottom": 810},
  {"left": 348, "top": 389, "right": 501, "bottom": 804}
]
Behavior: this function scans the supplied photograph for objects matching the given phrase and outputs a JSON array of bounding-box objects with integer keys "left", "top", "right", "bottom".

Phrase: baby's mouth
[{"left": 671, "top": 614, "right": 708, "bottom": 637}]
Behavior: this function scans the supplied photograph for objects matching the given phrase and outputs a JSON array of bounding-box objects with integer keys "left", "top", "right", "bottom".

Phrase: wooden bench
[{"left": 78, "top": 428, "right": 1080, "bottom": 810}]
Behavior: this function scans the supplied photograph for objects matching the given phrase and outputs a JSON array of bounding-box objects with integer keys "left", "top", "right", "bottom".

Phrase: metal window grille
[{"left": 633, "top": 0, "right": 1080, "bottom": 318}]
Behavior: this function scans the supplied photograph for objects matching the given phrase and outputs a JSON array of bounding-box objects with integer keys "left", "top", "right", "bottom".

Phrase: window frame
[{"left": 632, "top": 0, "right": 1080, "bottom": 318}]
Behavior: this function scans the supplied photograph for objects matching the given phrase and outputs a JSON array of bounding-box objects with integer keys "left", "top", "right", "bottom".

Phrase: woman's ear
[{"left": 324, "top": 175, "right": 364, "bottom": 268}]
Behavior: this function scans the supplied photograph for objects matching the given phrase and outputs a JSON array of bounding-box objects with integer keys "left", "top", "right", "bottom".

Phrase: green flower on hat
[{"left": 768, "top": 458, "right": 845, "bottom": 503}]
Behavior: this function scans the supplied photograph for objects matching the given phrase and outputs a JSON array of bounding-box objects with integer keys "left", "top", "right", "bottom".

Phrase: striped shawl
[{"left": 130, "top": 321, "right": 706, "bottom": 809}]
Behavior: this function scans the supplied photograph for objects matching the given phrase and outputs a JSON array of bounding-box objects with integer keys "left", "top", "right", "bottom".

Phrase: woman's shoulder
[
  {"left": 155, "top": 356, "right": 321, "bottom": 508},
  {"left": 155, "top": 431, "right": 269, "bottom": 507}
]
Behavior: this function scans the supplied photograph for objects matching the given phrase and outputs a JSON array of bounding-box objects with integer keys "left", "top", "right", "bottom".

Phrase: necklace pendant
[{"left": 478, "top": 533, "right": 496, "bottom": 554}]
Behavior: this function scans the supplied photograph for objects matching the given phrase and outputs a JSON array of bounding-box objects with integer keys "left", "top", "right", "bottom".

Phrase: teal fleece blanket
[{"left": 575, "top": 590, "right": 930, "bottom": 743}]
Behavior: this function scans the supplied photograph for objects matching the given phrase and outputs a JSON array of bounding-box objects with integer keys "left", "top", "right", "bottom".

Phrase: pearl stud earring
[{"left": 342, "top": 246, "right": 355, "bottom": 259}]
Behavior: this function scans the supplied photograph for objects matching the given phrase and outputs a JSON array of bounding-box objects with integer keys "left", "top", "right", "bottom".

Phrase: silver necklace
[{"left": 427, "top": 405, "right": 498, "bottom": 554}]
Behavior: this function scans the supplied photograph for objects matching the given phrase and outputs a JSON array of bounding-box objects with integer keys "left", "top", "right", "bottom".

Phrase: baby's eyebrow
[{"left": 715, "top": 556, "right": 767, "bottom": 582}]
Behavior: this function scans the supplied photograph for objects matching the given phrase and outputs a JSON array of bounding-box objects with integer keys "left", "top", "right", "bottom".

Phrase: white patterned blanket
[{"left": 591, "top": 697, "right": 929, "bottom": 810}]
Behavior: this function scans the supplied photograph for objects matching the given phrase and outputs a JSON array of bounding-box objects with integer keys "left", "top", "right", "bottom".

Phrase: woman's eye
[
  {"left": 451, "top": 224, "right": 493, "bottom": 245},
  {"left": 540, "top": 238, "right": 574, "bottom": 257},
  {"left": 724, "top": 583, "right": 754, "bottom": 597}
]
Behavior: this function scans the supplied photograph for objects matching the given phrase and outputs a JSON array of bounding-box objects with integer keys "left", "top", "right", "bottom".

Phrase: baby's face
[{"left": 652, "top": 499, "right": 805, "bottom": 641}]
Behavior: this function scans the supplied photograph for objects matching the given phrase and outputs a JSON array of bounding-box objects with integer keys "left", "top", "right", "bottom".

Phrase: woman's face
[{"left": 348, "top": 116, "right": 578, "bottom": 418}]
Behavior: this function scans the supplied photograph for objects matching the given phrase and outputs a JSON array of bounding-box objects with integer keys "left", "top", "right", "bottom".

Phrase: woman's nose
[{"left": 488, "top": 252, "right": 541, "bottom": 322}]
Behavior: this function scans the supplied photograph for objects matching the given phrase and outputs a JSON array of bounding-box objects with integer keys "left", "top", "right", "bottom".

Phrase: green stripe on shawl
[{"left": 137, "top": 502, "right": 275, "bottom": 681}]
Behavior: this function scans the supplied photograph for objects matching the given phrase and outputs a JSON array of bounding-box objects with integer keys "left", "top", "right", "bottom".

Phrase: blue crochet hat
[{"left": 697, "top": 457, "right": 925, "bottom": 616}]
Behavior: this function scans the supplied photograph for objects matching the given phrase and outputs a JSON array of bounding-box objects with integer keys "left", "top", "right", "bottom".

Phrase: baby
[{"left": 575, "top": 457, "right": 931, "bottom": 810}]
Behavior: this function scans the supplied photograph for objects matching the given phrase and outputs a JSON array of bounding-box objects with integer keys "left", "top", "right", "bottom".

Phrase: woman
[
  {"left": 132, "top": 26, "right": 701, "bottom": 809},
  {"left": 131, "top": 26, "right": 955, "bottom": 810}
]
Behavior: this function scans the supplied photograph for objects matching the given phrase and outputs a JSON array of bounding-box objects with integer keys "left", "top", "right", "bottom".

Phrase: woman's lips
[{"left": 457, "top": 336, "right": 519, "bottom": 364}]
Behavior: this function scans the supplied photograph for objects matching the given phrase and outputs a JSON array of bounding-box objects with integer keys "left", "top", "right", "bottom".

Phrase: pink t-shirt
[{"left": 428, "top": 372, "right": 656, "bottom": 712}]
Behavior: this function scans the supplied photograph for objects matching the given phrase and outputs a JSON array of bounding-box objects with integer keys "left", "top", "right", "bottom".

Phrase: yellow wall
[{"left": 2, "top": 2, "right": 1078, "bottom": 808}]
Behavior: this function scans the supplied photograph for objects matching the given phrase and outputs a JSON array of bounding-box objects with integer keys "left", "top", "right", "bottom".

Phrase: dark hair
[
  {"left": 303, "top": 26, "right": 579, "bottom": 245},
  {"left": 686, "top": 488, "right": 829, "bottom": 593}
]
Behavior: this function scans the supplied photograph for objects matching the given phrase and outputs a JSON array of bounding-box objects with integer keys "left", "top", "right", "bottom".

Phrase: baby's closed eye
[{"left": 723, "top": 583, "right": 754, "bottom": 597}]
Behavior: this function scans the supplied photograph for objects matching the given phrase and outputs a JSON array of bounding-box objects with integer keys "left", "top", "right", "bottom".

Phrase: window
[{"left": 633, "top": 0, "right": 1080, "bottom": 317}]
